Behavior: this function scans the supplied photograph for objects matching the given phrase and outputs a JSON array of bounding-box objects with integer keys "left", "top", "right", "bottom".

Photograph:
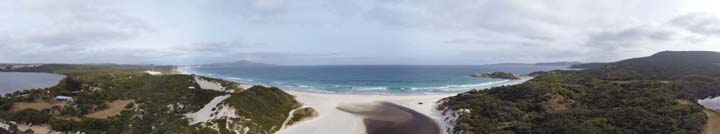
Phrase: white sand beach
[
  {"left": 178, "top": 67, "right": 532, "bottom": 134},
  {"left": 276, "top": 90, "right": 454, "bottom": 134},
  {"left": 277, "top": 78, "right": 531, "bottom": 134},
  {"left": 276, "top": 77, "right": 531, "bottom": 134}
]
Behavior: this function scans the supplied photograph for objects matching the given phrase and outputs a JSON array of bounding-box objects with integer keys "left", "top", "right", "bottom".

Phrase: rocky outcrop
[{"left": 469, "top": 72, "right": 520, "bottom": 79}]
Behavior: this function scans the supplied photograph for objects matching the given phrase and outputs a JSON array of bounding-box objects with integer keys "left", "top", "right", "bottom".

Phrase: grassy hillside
[
  {"left": 0, "top": 64, "right": 302, "bottom": 133},
  {"left": 440, "top": 51, "right": 720, "bottom": 134},
  {"left": 219, "top": 86, "right": 301, "bottom": 134}
]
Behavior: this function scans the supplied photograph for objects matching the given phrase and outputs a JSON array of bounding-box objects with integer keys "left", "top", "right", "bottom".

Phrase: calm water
[
  {"left": 0, "top": 72, "right": 65, "bottom": 96},
  {"left": 699, "top": 97, "right": 720, "bottom": 111},
  {"left": 181, "top": 65, "right": 567, "bottom": 94}
]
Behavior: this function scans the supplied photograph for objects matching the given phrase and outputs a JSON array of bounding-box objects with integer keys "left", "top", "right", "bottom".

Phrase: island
[{"left": 470, "top": 72, "right": 521, "bottom": 79}]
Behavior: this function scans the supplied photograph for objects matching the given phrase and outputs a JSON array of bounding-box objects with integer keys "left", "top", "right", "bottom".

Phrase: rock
[{"left": 470, "top": 72, "right": 521, "bottom": 79}]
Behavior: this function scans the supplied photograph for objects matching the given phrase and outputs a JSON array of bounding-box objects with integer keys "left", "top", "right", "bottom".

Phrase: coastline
[
  {"left": 176, "top": 66, "right": 533, "bottom": 134},
  {"left": 276, "top": 78, "right": 531, "bottom": 134},
  {"left": 276, "top": 90, "right": 456, "bottom": 134},
  {"left": 175, "top": 65, "right": 535, "bottom": 95}
]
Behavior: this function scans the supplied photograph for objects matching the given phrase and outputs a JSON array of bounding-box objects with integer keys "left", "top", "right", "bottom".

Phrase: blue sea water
[{"left": 180, "top": 65, "right": 567, "bottom": 94}]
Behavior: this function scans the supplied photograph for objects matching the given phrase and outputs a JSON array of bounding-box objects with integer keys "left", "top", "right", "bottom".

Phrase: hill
[
  {"left": 0, "top": 64, "right": 306, "bottom": 133},
  {"left": 488, "top": 61, "right": 581, "bottom": 67},
  {"left": 607, "top": 51, "right": 720, "bottom": 79},
  {"left": 569, "top": 62, "right": 607, "bottom": 69},
  {"left": 438, "top": 51, "right": 720, "bottom": 134},
  {"left": 533, "top": 61, "right": 582, "bottom": 66}
]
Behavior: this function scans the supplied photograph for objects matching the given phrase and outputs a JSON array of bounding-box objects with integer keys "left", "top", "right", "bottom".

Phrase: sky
[{"left": 2, "top": 0, "right": 720, "bottom": 65}]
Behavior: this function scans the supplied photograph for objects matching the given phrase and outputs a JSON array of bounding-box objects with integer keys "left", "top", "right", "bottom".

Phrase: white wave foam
[
  {"left": 408, "top": 79, "right": 518, "bottom": 92},
  {"left": 351, "top": 86, "right": 388, "bottom": 91}
]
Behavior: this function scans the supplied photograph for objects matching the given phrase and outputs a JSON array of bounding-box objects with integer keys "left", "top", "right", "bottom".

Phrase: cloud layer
[{"left": 2, "top": 0, "right": 720, "bottom": 65}]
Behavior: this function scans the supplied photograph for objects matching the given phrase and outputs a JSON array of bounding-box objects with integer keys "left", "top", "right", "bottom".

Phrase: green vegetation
[
  {"left": 3, "top": 109, "right": 52, "bottom": 124},
  {"left": 0, "top": 64, "right": 175, "bottom": 76},
  {"left": 0, "top": 64, "right": 303, "bottom": 133},
  {"left": 221, "top": 86, "right": 301, "bottom": 133},
  {"left": 287, "top": 107, "right": 319, "bottom": 126},
  {"left": 440, "top": 51, "right": 720, "bottom": 134}
]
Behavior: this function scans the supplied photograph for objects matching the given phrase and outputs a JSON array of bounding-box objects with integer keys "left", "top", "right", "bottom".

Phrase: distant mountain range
[
  {"left": 203, "top": 60, "right": 275, "bottom": 67},
  {"left": 572, "top": 51, "right": 720, "bottom": 77},
  {"left": 489, "top": 61, "right": 582, "bottom": 66},
  {"left": 204, "top": 61, "right": 583, "bottom": 67},
  {"left": 569, "top": 62, "right": 607, "bottom": 69}
]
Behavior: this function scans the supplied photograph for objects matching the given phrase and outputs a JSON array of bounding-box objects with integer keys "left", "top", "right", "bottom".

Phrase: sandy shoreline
[
  {"left": 176, "top": 67, "right": 531, "bottom": 134},
  {"left": 276, "top": 77, "right": 531, "bottom": 134},
  {"left": 276, "top": 90, "right": 455, "bottom": 134}
]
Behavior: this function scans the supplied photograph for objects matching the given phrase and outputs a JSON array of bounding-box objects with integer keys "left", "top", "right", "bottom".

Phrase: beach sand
[
  {"left": 276, "top": 90, "right": 453, "bottom": 134},
  {"left": 703, "top": 109, "right": 720, "bottom": 134},
  {"left": 177, "top": 67, "right": 532, "bottom": 134},
  {"left": 275, "top": 77, "right": 531, "bottom": 134}
]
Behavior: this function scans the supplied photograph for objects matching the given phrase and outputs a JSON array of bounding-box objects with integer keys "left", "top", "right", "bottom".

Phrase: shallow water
[
  {"left": 0, "top": 72, "right": 65, "bottom": 96},
  {"left": 338, "top": 102, "right": 440, "bottom": 134}
]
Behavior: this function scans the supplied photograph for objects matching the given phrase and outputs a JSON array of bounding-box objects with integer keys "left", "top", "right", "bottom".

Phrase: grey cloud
[
  {"left": 13, "top": 28, "right": 135, "bottom": 47},
  {"left": 0, "top": 47, "right": 159, "bottom": 64},
  {"left": 670, "top": 13, "right": 720, "bottom": 36},
  {"left": 4, "top": 0, "right": 720, "bottom": 65},
  {"left": 3, "top": 0, "right": 150, "bottom": 56},
  {"left": 204, "top": 0, "right": 289, "bottom": 23},
  {"left": 163, "top": 41, "right": 341, "bottom": 64},
  {"left": 188, "top": 52, "right": 341, "bottom": 65},
  {"left": 443, "top": 38, "right": 471, "bottom": 44},
  {"left": 585, "top": 13, "right": 720, "bottom": 51},
  {"left": 174, "top": 41, "right": 264, "bottom": 53},
  {"left": 587, "top": 26, "right": 676, "bottom": 49},
  {"left": 579, "top": 13, "right": 720, "bottom": 62}
]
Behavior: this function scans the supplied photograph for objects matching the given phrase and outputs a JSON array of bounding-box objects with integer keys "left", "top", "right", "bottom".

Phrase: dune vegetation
[
  {"left": 0, "top": 64, "right": 305, "bottom": 133},
  {"left": 440, "top": 51, "right": 720, "bottom": 134}
]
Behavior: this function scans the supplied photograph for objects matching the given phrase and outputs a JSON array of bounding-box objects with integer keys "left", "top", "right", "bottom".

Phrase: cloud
[
  {"left": 174, "top": 41, "right": 264, "bottom": 53},
  {"left": 0, "top": 0, "right": 150, "bottom": 63},
  {"left": 586, "top": 26, "right": 676, "bottom": 49},
  {"left": 3, "top": 0, "right": 720, "bottom": 65},
  {"left": 204, "top": 0, "right": 289, "bottom": 23},
  {"left": 670, "top": 13, "right": 720, "bottom": 36},
  {"left": 579, "top": 12, "right": 720, "bottom": 61}
]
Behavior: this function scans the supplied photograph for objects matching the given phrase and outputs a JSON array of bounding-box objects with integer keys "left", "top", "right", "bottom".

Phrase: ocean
[
  {"left": 180, "top": 64, "right": 568, "bottom": 94},
  {"left": 0, "top": 72, "right": 65, "bottom": 96}
]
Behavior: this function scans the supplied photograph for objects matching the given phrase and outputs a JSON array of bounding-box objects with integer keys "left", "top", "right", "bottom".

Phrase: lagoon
[{"left": 0, "top": 72, "right": 65, "bottom": 95}]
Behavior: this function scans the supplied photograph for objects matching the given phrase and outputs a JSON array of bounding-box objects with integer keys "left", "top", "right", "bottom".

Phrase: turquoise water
[
  {"left": 0, "top": 72, "right": 65, "bottom": 96},
  {"left": 181, "top": 65, "right": 567, "bottom": 94}
]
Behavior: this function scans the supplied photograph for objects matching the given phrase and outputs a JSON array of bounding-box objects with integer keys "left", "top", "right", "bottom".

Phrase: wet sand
[{"left": 338, "top": 101, "right": 440, "bottom": 134}]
